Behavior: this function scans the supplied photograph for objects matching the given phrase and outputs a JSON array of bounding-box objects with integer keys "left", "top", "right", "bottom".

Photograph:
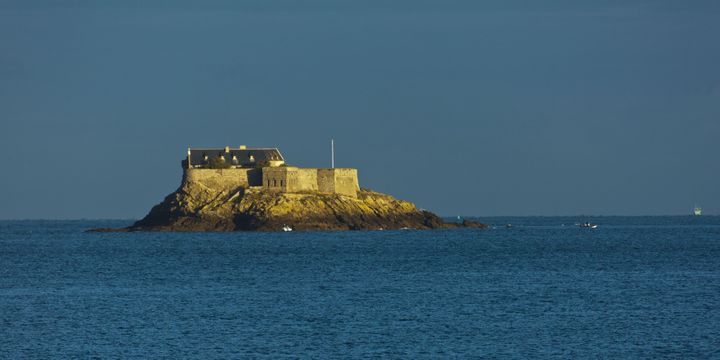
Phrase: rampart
[
  {"left": 184, "top": 167, "right": 359, "bottom": 197},
  {"left": 183, "top": 168, "right": 262, "bottom": 191},
  {"left": 263, "top": 167, "right": 358, "bottom": 197},
  {"left": 317, "top": 168, "right": 359, "bottom": 197}
]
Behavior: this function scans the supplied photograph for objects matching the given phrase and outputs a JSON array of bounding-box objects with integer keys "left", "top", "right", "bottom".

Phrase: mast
[{"left": 331, "top": 139, "right": 335, "bottom": 168}]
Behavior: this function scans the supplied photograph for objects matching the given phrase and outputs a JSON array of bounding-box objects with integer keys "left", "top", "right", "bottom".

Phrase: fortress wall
[
  {"left": 292, "top": 169, "right": 318, "bottom": 192},
  {"left": 317, "top": 169, "right": 335, "bottom": 194},
  {"left": 184, "top": 168, "right": 252, "bottom": 191},
  {"left": 262, "top": 167, "right": 290, "bottom": 191},
  {"left": 317, "top": 168, "right": 359, "bottom": 197},
  {"left": 264, "top": 168, "right": 318, "bottom": 192},
  {"left": 333, "top": 169, "right": 359, "bottom": 197},
  {"left": 183, "top": 167, "right": 358, "bottom": 197}
]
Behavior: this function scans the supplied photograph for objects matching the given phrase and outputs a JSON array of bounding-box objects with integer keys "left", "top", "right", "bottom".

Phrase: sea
[{"left": 1, "top": 216, "right": 719, "bottom": 359}]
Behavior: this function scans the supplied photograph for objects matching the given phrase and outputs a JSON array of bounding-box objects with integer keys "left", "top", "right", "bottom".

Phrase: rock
[
  {"left": 91, "top": 173, "right": 487, "bottom": 232},
  {"left": 460, "top": 219, "right": 486, "bottom": 228}
]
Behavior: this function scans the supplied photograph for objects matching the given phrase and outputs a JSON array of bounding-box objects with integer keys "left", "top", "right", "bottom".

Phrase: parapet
[
  {"left": 263, "top": 167, "right": 359, "bottom": 197},
  {"left": 184, "top": 166, "right": 359, "bottom": 198},
  {"left": 183, "top": 167, "right": 263, "bottom": 190},
  {"left": 317, "top": 168, "right": 359, "bottom": 197}
]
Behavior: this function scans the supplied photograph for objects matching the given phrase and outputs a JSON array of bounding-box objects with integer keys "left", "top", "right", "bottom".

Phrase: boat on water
[
  {"left": 282, "top": 225, "right": 293, "bottom": 232},
  {"left": 579, "top": 222, "right": 598, "bottom": 229},
  {"left": 693, "top": 205, "right": 702, "bottom": 216}
]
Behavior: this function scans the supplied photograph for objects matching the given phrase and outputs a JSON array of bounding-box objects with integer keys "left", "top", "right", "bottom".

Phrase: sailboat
[{"left": 693, "top": 205, "right": 702, "bottom": 216}]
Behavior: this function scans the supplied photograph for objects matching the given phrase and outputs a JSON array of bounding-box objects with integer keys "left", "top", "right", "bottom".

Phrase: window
[
  {"left": 273, "top": 179, "right": 277, "bottom": 187},
  {"left": 280, "top": 180, "right": 284, "bottom": 187}
]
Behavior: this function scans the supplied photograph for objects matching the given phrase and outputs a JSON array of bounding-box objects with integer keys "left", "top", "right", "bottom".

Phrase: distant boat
[
  {"left": 693, "top": 205, "right": 702, "bottom": 216},
  {"left": 579, "top": 222, "right": 598, "bottom": 229},
  {"left": 282, "top": 225, "right": 293, "bottom": 232}
]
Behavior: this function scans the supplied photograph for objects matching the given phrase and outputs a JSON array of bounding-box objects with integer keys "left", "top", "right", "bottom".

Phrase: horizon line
[{"left": 0, "top": 214, "right": 717, "bottom": 221}]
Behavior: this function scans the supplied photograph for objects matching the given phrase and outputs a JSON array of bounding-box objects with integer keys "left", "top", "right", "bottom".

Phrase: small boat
[
  {"left": 505, "top": 224, "right": 513, "bottom": 228},
  {"left": 579, "top": 222, "right": 598, "bottom": 229},
  {"left": 282, "top": 225, "right": 293, "bottom": 232},
  {"left": 693, "top": 205, "right": 702, "bottom": 216}
]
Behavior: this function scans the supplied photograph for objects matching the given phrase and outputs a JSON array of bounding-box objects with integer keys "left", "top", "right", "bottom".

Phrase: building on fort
[{"left": 182, "top": 145, "right": 359, "bottom": 198}]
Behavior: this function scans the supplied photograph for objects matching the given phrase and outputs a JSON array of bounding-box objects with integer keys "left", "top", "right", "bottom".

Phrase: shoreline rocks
[{"left": 89, "top": 176, "right": 486, "bottom": 232}]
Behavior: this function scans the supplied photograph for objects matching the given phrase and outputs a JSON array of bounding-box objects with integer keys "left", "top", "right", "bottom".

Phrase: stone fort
[{"left": 182, "top": 145, "right": 360, "bottom": 197}]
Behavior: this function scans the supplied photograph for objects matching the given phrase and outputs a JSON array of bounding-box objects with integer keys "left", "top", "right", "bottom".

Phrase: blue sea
[{"left": 1, "top": 216, "right": 719, "bottom": 358}]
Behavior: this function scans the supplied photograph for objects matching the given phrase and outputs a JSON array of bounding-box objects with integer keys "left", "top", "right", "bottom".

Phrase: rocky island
[{"left": 94, "top": 145, "right": 485, "bottom": 232}]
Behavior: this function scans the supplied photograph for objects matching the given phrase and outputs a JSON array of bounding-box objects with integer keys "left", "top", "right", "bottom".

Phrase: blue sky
[{"left": 1, "top": 0, "right": 718, "bottom": 218}]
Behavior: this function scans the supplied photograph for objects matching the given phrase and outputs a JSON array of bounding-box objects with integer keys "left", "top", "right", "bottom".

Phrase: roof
[{"left": 188, "top": 147, "right": 284, "bottom": 167}]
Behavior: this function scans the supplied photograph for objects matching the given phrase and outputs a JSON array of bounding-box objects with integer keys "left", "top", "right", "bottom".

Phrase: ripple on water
[{"left": 1, "top": 217, "right": 719, "bottom": 358}]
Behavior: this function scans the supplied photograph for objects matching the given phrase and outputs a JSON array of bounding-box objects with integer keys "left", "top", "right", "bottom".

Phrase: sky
[{"left": 1, "top": 0, "right": 719, "bottom": 219}]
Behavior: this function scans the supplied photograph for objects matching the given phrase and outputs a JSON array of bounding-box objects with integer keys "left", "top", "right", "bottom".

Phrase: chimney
[{"left": 225, "top": 146, "right": 230, "bottom": 153}]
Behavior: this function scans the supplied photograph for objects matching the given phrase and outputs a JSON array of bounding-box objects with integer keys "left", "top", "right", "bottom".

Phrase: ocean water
[{"left": 1, "top": 217, "right": 719, "bottom": 358}]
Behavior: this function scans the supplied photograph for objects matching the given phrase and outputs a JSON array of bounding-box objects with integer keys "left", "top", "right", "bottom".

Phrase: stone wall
[
  {"left": 262, "top": 167, "right": 289, "bottom": 191},
  {"left": 333, "top": 168, "right": 360, "bottom": 197},
  {"left": 292, "top": 168, "right": 319, "bottom": 192},
  {"left": 190, "top": 167, "right": 359, "bottom": 197},
  {"left": 184, "top": 168, "right": 262, "bottom": 190},
  {"left": 263, "top": 167, "right": 321, "bottom": 192},
  {"left": 317, "top": 168, "right": 359, "bottom": 197},
  {"left": 317, "top": 169, "right": 336, "bottom": 194}
]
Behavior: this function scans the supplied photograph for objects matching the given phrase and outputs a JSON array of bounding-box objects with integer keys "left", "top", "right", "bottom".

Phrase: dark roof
[{"left": 188, "top": 147, "right": 284, "bottom": 167}]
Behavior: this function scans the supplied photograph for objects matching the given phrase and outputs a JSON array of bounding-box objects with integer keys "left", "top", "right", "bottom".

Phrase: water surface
[{"left": 1, "top": 217, "right": 719, "bottom": 358}]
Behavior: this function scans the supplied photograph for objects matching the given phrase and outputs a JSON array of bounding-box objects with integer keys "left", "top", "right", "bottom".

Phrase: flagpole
[{"left": 331, "top": 139, "right": 335, "bottom": 168}]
